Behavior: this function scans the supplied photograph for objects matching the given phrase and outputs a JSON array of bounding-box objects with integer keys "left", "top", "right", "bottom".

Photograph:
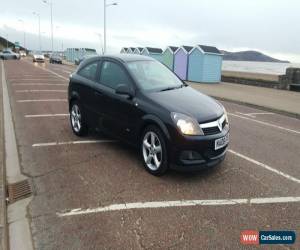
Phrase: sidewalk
[
  {"left": 188, "top": 82, "right": 300, "bottom": 118},
  {"left": 0, "top": 61, "right": 8, "bottom": 250}
]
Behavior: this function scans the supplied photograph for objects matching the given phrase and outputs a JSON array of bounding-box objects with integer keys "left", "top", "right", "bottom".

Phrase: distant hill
[{"left": 221, "top": 50, "right": 290, "bottom": 63}]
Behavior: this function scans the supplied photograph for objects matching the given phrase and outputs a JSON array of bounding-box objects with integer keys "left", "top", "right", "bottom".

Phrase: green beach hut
[{"left": 162, "top": 46, "right": 178, "bottom": 70}]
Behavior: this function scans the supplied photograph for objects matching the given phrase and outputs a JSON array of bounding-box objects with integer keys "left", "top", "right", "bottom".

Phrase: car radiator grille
[{"left": 202, "top": 120, "right": 226, "bottom": 136}]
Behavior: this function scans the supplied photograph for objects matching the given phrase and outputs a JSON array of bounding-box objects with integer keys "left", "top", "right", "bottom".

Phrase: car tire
[
  {"left": 140, "top": 125, "right": 168, "bottom": 176},
  {"left": 70, "top": 100, "right": 88, "bottom": 136}
]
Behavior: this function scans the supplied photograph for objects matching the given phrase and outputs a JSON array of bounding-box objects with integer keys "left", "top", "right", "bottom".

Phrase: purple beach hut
[{"left": 173, "top": 46, "right": 193, "bottom": 80}]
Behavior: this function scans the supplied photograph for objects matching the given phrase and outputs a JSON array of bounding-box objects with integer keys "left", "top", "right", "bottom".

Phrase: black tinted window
[
  {"left": 78, "top": 62, "right": 98, "bottom": 80},
  {"left": 99, "top": 61, "right": 131, "bottom": 89}
]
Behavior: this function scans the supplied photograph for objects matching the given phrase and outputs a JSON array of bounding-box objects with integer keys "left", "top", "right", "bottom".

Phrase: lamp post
[
  {"left": 55, "top": 26, "right": 64, "bottom": 54},
  {"left": 18, "top": 19, "right": 26, "bottom": 50},
  {"left": 42, "top": 0, "right": 54, "bottom": 54},
  {"left": 103, "top": 0, "right": 117, "bottom": 54},
  {"left": 95, "top": 32, "right": 104, "bottom": 54},
  {"left": 33, "top": 12, "right": 41, "bottom": 52}
]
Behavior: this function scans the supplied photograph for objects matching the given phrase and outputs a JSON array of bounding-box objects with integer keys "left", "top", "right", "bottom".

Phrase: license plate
[{"left": 215, "top": 133, "right": 229, "bottom": 150}]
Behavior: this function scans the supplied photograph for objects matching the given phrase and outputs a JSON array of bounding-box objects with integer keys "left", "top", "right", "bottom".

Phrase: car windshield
[{"left": 127, "top": 60, "right": 183, "bottom": 91}]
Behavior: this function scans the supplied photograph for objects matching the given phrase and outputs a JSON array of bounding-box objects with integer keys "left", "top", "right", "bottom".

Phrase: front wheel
[
  {"left": 141, "top": 125, "right": 168, "bottom": 176},
  {"left": 70, "top": 101, "right": 88, "bottom": 136}
]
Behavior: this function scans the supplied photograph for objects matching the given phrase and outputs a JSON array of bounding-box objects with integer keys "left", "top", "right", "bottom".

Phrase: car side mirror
[{"left": 115, "top": 84, "right": 134, "bottom": 98}]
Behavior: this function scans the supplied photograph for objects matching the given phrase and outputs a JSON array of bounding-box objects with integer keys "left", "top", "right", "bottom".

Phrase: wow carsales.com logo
[{"left": 241, "top": 230, "right": 296, "bottom": 245}]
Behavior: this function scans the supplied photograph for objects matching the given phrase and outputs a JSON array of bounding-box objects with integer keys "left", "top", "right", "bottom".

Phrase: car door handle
[{"left": 94, "top": 91, "right": 103, "bottom": 96}]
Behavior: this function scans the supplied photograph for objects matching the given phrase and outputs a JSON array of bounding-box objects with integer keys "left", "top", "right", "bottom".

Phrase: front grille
[
  {"left": 202, "top": 126, "right": 220, "bottom": 135},
  {"left": 200, "top": 115, "right": 227, "bottom": 136}
]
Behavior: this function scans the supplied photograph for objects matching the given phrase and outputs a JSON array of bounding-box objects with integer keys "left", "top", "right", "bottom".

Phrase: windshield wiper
[{"left": 160, "top": 84, "right": 184, "bottom": 92}]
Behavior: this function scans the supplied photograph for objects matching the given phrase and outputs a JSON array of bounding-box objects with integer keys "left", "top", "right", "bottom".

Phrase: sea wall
[{"left": 221, "top": 68, "right": 300, "bottom": 91}]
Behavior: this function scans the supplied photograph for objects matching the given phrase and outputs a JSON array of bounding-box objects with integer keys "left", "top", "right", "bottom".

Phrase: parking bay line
[
  {"left": 228, "top": 112, "right": 300, "bottom": 135},
  {"left": 13, "top": 83, "right": 68, "bottom": 86},
  {"left": 17, "top": 99, "right": 67, "bottom": 103},
  {"left": 32, "top": 140, "right": 117, "bottom": 147},
  {"left": 25, "top": 113, "right": 69, "bottom": 118},
  {"left": 57, "top": 196, "right": 300, "bottom": 217},
  {"left": 16, "top": 90, "right": 67, "bottom": 93},
  {"left": 228, "top": 149, "right": 300, "bottom": 184}
]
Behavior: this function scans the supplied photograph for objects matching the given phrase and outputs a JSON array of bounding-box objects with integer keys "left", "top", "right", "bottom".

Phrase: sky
[{"left": 0, "top": 0, "right": 299, "bottom": 62}]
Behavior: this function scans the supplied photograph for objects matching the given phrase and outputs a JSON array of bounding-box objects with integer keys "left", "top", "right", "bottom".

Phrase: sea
[{"left": 222, "top": 61, "right": 300, "bottom": 75}]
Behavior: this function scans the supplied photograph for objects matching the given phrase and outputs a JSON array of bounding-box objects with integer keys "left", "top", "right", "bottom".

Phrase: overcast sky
[{"left": 0, "top": 0, "right": 299, "bottom": 62}]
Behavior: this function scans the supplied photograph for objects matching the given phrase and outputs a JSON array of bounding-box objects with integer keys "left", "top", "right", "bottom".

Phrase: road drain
[{"left": 7, "top": 179, "right": 32, "bottom": 204}]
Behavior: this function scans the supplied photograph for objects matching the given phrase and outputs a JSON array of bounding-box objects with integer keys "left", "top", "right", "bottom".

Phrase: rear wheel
[
  {"left": 141, "top": 125, "right": 168, "bottom": 176},
  {"left": 70, "top": 100, "right": 88, "bottom": 136}
]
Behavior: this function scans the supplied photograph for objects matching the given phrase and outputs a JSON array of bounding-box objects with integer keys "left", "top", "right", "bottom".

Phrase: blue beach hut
[
  {"left": 188, "top": 45, "right": 223, "bottom": 83},
  {"left": 142, "top": 47, "right": 163, "bottom": 62}
]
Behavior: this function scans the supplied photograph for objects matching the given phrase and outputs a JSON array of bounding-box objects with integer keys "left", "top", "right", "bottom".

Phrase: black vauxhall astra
[{"left": 68, "top": 54, "right": 229, "bottom": 176}]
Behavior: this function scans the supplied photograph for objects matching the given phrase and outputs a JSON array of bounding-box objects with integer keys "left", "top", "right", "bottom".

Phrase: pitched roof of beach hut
[
  {"left": 143, "top": 47, "right": 163, "bottom": 54},
  {"left": 191, "top": 45, "right": 222, "bottom": 55}
]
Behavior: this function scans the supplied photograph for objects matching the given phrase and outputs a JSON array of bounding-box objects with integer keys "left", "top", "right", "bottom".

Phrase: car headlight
[{"left": 171, "top": 112, "right": 203, "bottom": 136}]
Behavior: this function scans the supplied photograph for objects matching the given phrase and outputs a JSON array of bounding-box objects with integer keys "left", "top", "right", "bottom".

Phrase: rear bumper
[{"left": 168, "top": 126, "right": 229, "bottom": 171}]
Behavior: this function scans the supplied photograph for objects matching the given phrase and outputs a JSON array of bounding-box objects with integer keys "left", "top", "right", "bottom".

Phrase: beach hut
[
  {"left": 120, "top": 47, "right": 128, "bottom": 53},
  {"left": 162, "top": 46, "right": 178, "bottom": 70},
  {"left": 141, "top": 47, "right": 163, "bottom": 62},
  {"left": 188, "top": 45, "right": 223, "bottom": 83},
  {"left": 134, "top": 47, "right": 143, "bottom": 54},
  {"left": 173, "top": 46, "right": 193, "bottom": 80},
  {"left": 127, "top": 47, "right": 136, "bottom": 54}
]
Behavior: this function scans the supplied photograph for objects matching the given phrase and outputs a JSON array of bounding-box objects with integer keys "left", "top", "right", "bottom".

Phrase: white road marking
[
  {"left": 17, "top": 99, "right": 67, "bottom": 103},
  {"left": 10, "top": 78, "right": 61, "bottom": 81},
  {"left": 13, "top": 83, "right": 68, "bottom": 86},
  {"left": 16, "top": 90, "right": 67, "bottom": 93},
  {"left": 25, "top": 114, "right": 69, "bottom": 118},
  {"left": 228, "top": 112, "right": 300, "bottom": 135},
  {"left": 235, "top": 112, "right": 274, "bottom": 118},
  {"left": 228, "top": 149, "right": 300, "bottom": 184},
  {"left": 57, "top": 196, "right": 300, "bottom": 217},
  {"left": 23, "top": 59, "right": 69, "bottom": 80},
  {"left": 32, "top": 140, "right": 116, "bottom": 147}
]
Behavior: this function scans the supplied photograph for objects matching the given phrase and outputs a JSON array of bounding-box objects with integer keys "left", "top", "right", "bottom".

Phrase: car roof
[{"left": 86, "top": 54, "right": 154, "bottom": 63}]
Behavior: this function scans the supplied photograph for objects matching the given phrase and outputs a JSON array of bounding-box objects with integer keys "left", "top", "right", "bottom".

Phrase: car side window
[
  {"left": 99, "top": 61, "right": 131, "bottom": 89},
  {"left": 78, "top": 62, "right": 98, "bottom": 80}
]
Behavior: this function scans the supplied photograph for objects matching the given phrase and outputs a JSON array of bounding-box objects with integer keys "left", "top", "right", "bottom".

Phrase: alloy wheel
[
  {"left": 142, "top": 131, "right": 162, "bottom": 171},
  {"left": 71, "top": 104, "right": 82, "bottom": 133}
]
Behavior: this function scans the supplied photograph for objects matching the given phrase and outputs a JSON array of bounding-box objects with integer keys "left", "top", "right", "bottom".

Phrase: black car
[
  {"left": 68, "top": 54, "right": 229, "bottom": 175},
  {"left": 49, "top": 54, "right": 62, "bottom": 64}
]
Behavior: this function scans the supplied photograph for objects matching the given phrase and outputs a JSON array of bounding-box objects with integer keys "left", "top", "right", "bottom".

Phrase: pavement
[
  {"left": 189, "top": 82, "right": 300, "bottom": 119},
  {"left": 1, "top": 58, "right": 300, "bottom": 249}
]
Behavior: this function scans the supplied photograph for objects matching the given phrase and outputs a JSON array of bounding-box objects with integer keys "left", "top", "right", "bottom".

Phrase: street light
[
  {"left": 18, "top": 19, "right": 26, "bottom": 50},
  {"left": 32, "top": 12, "right": 41, "bottom": 52},
  {"left": 95, "top": 32, "right": 104, "bottom": 54},
  {"left": 103, "top": 0, "right": 117, "bottom": 54},
  {"left": 55, "top": 26, "right": 64, "bottom": 53},
  {"left": 42, "top": 0, "right": 54, "bottom": 54}
]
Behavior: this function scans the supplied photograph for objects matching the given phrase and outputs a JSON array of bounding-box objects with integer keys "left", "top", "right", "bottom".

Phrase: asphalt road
[{"left": 3, "top": 58, "right": 300, "bottom": 249}]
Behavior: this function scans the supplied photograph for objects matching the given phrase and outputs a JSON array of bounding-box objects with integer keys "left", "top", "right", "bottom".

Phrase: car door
[
  {"left": 74, "top": 60, "right": 100, "bottom": 125},
  {"left": 94, "top": 60, "right": 140, "bottom": 142}
]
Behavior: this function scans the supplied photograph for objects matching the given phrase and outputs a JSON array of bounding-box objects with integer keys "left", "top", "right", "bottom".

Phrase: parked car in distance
[
  {"left": 0, "top": 50, "right": 20, "bottom": 60},
  {"left": 50, "top": 54, "right": 62, "bottom": 64},
  {"left": 32, "top": 52, "right": 45, "bottom": 63},
  {"left": 68, "top": 54, "right": 229, "bottom": 176},
  {"left": 19, "top": 50, "right": 27, "bottom": 57}
]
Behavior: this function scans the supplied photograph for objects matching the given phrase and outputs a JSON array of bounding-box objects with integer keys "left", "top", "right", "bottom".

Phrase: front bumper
[{"left": 169, "top": 125, "right": 229, "bottom": 171}]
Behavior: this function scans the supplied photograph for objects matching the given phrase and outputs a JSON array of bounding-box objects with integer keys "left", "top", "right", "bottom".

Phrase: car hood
[
  {"left": 34, "top": 55, "right": 44, "bottom": 58},
  {"left": 147, "top": 86, "right": 223, "bottom": 123}
]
